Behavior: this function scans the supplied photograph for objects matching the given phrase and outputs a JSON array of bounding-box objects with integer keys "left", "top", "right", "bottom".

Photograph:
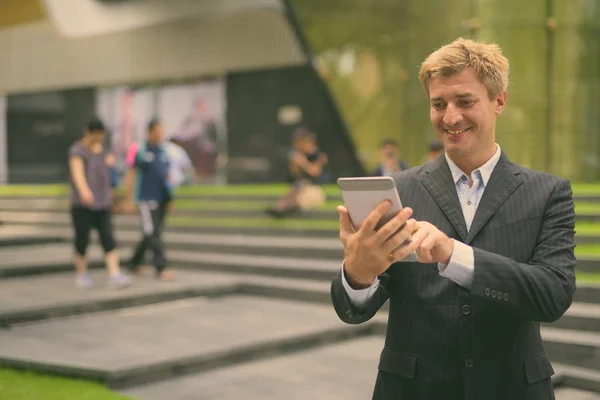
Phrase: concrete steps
[
  {"left": 554, "top": 364, "right": 600, "bottom": 395},
  {"left": 0, "top": 270, "right": 239, "bottom": 327},
  {"left": 121, "top": 336, "right": 385, "bottom": 400},
  {"left": 0, "top": 211, "right": 340, "bottom": 238},
  {"left": 0, "top": 295, "right": 378, "bottom": 390},
  {"left": 542, "top": 327, "right": 600, "bottom": 372},
  {"left": 1, "top": 193, "right": 600, "bottom": 396},
  {"left": 546, "top": 303, "right": 600, "bottom": 332}
]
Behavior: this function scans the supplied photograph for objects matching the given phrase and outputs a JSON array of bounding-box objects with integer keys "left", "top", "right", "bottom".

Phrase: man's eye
[
  {"left": 432, "top": 103, "right": 445, "bottom": 110},
  {"left": 459, "top": 100, "right": 473, "bottom": 107}
]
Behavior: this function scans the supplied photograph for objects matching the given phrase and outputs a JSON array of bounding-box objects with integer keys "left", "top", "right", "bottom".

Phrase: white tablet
[
  {"left": 337, "top": 176, "right": 402, "bottom": 230},
  {"left": 337, "top": 176, "right": 417, "bottom": 262}
]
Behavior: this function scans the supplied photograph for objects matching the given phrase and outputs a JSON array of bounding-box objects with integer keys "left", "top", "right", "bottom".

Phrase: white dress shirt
[{"left": 342, "top": 145, "right": 503, "bottom": 308}]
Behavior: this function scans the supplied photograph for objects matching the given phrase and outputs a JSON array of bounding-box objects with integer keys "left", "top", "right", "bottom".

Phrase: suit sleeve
[
  {"left": 470, "top": 179, "right": 576, "bottom": 322},
  {"left": 331, "top": 268, "right": 391, "bottom": 324}
]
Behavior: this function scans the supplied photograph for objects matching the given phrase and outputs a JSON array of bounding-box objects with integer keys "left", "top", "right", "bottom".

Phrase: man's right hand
[
  {"left": 80, "top": 190, "right": 95, "bottom": 206},
  {"left": 339, "top": 201, "right": 420, "bottom": 289}
]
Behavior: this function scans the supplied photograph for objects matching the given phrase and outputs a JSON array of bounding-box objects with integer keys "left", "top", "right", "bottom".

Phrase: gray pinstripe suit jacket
[{"left": 331, "top": 152, "right": 576, "bottom": 400}]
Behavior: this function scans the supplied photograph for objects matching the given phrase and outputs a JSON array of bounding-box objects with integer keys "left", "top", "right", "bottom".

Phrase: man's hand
[
  {"left": 339, "top": 201, "right": 421, "bottom": 289},
  {"left": 318, "top": 153, "right": 328, "bottom": 165},
  {"left": 80, "top": 189, "right": 94, "bottom": 206},
  {"left": 410, "top": 221, "right": 454, "bottom": 264},
  {"left": 291, "top": 151, "right": 306, "bottom": 166}
]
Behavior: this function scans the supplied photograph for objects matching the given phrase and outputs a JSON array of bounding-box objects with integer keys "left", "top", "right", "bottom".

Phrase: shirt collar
[{"left": 445, "top": 144, "right": 501, "bottom": 187}]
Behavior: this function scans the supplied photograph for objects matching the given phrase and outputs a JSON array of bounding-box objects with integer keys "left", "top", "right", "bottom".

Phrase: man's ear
[{"left": 495, "top": 90, "right": 507, "bottom": 115}]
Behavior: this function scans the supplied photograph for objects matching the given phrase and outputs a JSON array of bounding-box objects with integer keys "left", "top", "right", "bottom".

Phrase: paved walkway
[
  {"left": 123, "top": 336, "right": 383, "bottom": 400},
  {"left": 0, "top": 296, "right": 355, "bottom": 372}
]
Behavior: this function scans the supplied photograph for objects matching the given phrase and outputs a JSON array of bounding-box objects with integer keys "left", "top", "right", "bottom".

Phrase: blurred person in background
[
  {"left": 425, "top": 139, "right": 444, "bottom": 162},
  {"left": 175, "top": 98, "right": 218, "bottom": 178},
  {"left": 373, "top": 138, "right": 409, "bottom": 176},
  {"left": 68, "top": 118, "right": 132, "bottom": 289},
  {"left": 266, "top": 127, "right": 328, "bottom": 217},
  {"left": 124, "top": 119, "right": 176, "bottom": 281},
  {"left": 165, "top": 137, "right": 194, "bottom": 187}
]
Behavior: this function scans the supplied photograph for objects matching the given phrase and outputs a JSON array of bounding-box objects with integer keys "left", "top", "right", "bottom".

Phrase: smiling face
[{"left": 429, "top": 68, "right": 506, "bottom": 171}]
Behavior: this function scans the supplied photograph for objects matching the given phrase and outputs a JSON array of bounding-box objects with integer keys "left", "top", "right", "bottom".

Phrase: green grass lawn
[
  {"left": 10, "top": 197, "right": 600, "bottom": 215},
  {"left": 576, "top": 272, "right": 600, "bottom": 283},
  {"left": 575, "top": 202, "right": 600, "bottom": 214},
  {"left": 574, "top": 244, "right": 600, "bottom": 256},
  {"left": 574, "top": 222, "right": 600, "bottom": 236},
  {"left": 0, "top": 369, "right": 131, "bottom": 400},
  {"left": 0, "top": 184, "right": 341, "bottom": 198},
  {"left": 1, "top": 183, "right": 599, "bottom": 198},
  {"left": 163, "top": 214, "right": 600, "bottom": 235},
  {"left": 0, "top": 185, "right": 69, "bottom": 197},
  {"left": 570, "top": 183, "right": 600, "bottom": 196}
]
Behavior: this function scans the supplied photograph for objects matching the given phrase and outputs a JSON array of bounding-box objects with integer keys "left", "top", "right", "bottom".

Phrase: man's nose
[{"left": 443, "top": 104, "right": 463, "bottom": 127}]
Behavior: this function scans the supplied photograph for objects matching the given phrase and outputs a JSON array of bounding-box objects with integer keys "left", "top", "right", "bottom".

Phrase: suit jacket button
[
  {"left": 465, "top": 359, "right": 474, "bottom": 368},
  {"left": 461, "top": 305, "right": 471, "bottom": 315},
  {"left": 491, "top": 289, "right": 496, "bottom": 297},
  {"left": 496, "top": 291, "right": 503, "bottom": 299},
  {"left": 503, "top": 293, "right": 509, "bottom": 301},
  {"left": 484, "top": 288, "right": 490, "bottom": 296}
]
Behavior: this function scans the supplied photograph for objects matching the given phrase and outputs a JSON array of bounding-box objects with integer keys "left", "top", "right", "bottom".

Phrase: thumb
[{"left": 337, "top": 206, "right": 354, "bottom": 234}]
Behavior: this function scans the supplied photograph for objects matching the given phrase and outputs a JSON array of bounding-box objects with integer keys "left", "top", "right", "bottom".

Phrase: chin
[{"left": 445, "top": 145, "right": 470, "bottom": 157}]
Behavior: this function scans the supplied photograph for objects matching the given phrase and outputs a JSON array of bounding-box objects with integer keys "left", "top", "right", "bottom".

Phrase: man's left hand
[{"left": 410, "top": 221, "right": 454, "bottom": 264}]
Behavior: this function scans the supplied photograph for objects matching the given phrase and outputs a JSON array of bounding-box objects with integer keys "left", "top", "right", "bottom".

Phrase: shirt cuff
[
  {"left": 341, "top": 262, "right": 380, "bottom": 309},
  {"left": 438, "top": 239, "right": 474, "bottom": 289}
]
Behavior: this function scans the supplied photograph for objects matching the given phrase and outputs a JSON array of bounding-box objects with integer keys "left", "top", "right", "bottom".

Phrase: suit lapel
[
  {"left": 421, "top": 157, "right": 468, "bottom": 242},
  {"left": 465, "top": 153, "right": 523, "bottom": 243}
]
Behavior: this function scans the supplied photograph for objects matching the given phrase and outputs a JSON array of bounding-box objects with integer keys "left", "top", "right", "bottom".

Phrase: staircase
[{"left": 0, "top": 185, "right": 598, "bottom": 399}]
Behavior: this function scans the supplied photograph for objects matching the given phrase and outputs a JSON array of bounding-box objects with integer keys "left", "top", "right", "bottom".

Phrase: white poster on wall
[
  {"left": 158, "top": 80, "right": 227, "bottom": 182},
  {"left": 96, "top": 87, "right": 156, "bottom": 174}
]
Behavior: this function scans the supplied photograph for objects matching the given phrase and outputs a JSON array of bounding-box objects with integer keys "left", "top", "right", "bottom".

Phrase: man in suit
[{"left": 331, "top": 38, "right": 576, "bottom": 400}]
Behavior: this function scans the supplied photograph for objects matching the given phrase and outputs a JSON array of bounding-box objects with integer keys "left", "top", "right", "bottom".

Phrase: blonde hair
[{"left": 418, "top": 38, "right": 509, "bottom": 99}]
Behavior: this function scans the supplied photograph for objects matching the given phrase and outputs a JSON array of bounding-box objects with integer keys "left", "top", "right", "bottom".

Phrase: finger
[
  {"left": 418, "top": 234, "right": 437, "bottom": 253},
  {"left": 360, "top": 200, "right": 393, "bottom": 232},
  {"left": 376, "top": 208, "right": 413, "bottom": 243},
  {"left": 383, "top": 219, "right": 418, "bottom": 253},
  {"left": 390, "top": 232, "right": 424, "bottom": 261},
  {"left": 338, "top": 206, "right": 355, "bottom": 234},
  {"left": 407, "top": 222, "right": 430, "bottom": 244},
  {"left": 414, "top": 249, "right": 435, "bottom": 264}
]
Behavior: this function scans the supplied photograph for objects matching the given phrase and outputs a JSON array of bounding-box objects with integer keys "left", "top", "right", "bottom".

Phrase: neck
[
  {"left": 81, "top": 137, "right": 94, "bottom": 149},
  {"left": 448, "top": 144, "right": 497, "bottom": 177}
]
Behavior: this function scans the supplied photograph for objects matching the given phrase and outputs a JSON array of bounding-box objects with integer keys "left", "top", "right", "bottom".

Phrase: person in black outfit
[{"left": 267, "top": 127, "right": 328, "bottom": 217}]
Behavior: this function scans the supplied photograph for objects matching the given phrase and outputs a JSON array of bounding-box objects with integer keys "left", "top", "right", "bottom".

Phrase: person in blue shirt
[{"left": 124, "top": 119, "right": 175, "bottom": 281}]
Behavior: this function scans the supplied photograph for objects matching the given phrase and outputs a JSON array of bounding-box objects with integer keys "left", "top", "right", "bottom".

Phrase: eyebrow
[{"left": 430, "top": 93, "right": 475, "bottom": 102}]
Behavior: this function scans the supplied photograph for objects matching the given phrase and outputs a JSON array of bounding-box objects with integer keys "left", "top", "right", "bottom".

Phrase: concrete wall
[{"left": 0, "top": 8, "right": 306, "bottom": 94}]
